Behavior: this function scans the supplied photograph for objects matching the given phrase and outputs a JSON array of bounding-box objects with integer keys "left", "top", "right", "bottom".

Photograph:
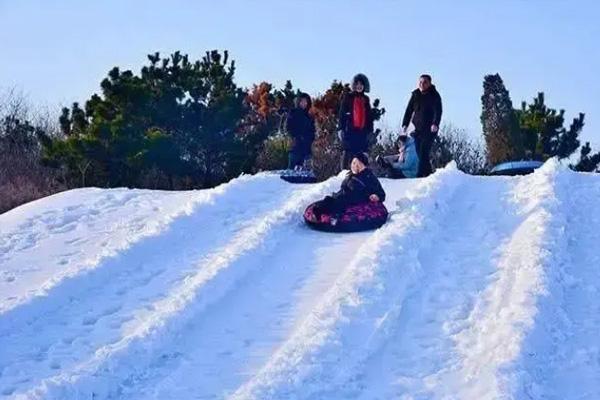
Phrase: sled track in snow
[{"left": 1, "top": 162, "right": 599, "bottom": 399}]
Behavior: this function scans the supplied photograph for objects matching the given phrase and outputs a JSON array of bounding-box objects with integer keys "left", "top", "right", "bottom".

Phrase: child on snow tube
[
  {"left": 304, "top": 152, "right": 388, "bottom": 232},
  {"left": 376, "top": 134, "right": 419, "bottom": 179}
]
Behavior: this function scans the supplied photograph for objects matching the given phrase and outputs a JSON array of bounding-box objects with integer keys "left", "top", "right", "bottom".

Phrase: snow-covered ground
[{"left": 0, "top": 161, "right": 599, "bottom": 399}]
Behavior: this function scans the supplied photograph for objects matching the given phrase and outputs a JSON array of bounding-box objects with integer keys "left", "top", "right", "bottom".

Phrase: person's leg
[
  {"left": 312, "top": 196, "right": 336, "bottom": 220},
  {"left": 288, "top": 151, "right": 302, "bottom": 169},
  {"left": 412, "top": 132, "right": 423, "bottom": 177},
  {"left": 341, "top": 150, "right": 353, "bottom": 170},
  {"left": 390, "top": 169, "right": 406, "bottom": 179},
  {"left": 301, "top": 141, "right": 312, "bottom": 169},
  {"left": 418, "top": 132, "right": 434, "bottom": 177}
]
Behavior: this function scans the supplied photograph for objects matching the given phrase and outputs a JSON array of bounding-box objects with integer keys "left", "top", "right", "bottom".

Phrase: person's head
[
  {"left": 352, "top": 73, "right": 370, "bottom": 93},
  {"left": 296, "top": 92, "right": 312, "bottom": 110},
  {"left": 351, "top": 152, "right": 369, "bottom": 174},
  {"left": 418, "top": 74, "right": 432, "bottom": 92}
]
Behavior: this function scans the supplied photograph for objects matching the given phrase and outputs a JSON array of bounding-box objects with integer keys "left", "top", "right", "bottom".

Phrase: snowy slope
[{"left": 1, "top": 161, "right": 599, "bottom": 400}]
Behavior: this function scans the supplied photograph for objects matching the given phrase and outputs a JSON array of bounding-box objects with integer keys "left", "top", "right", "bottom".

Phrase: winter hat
[
  {"left": 353, "top": 152, "right": 370, "bottom": 166},
  {"left": 295, "top": 92, "right": 312, "bottom": 109},
  {"left": 352, "top": 73, "right": 370, "bottom": 93}
]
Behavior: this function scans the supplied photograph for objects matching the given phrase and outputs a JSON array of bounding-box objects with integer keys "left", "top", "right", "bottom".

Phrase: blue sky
[{"left": 1, "top": 0, "right": 599, "bottom": 145}]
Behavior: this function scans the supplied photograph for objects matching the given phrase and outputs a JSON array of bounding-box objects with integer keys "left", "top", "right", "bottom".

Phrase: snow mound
[{"left": 1, "top": 160, "right": 599, "bottom": 400}]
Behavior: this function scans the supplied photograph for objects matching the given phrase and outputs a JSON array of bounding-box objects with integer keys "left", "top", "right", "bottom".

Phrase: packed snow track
[{"left": 1, "top": 161, "right": 598, "bottom": 399}]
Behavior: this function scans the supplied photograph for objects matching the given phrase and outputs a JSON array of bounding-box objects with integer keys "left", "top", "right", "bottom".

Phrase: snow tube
[
  {"left": 490, "top": 160, "right": 544, "bottom": 176},
  {"left": 280, "top": 169, "right": 318, "bottom": 184},
  {"left": 304, "top": 201, "right": 388, "bottom": 233}
]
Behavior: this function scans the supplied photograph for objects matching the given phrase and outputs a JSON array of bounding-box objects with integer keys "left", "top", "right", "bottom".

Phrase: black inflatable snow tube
[
  {"left": 280, "top": 173, "right": 318, "bottom": 184},
  {"left": 303, "top": 201, "right": 389, "bottom": 233}
]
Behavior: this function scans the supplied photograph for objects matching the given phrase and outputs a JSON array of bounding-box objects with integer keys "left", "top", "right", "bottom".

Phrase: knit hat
[{"left": 353, "top": 152, "right": 370, "bottom": 166}]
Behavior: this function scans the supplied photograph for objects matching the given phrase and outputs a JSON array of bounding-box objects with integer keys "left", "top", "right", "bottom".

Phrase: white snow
[{"left": 1, "top": 161, "right": 599, "bottom": 399}]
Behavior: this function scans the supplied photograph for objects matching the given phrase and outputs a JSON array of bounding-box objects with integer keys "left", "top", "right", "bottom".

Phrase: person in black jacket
[
  {"left": 402, "top": 74, "right": 442, "bottom": 177},
  {"left": 311, "top": 152, "right": 386, "bottom": 222},
  {"left": 338, "top": 74, "right": 374, "bottom": 170},
  {"left": 286, "top": 92, "right": 316, "bottom": 169}
]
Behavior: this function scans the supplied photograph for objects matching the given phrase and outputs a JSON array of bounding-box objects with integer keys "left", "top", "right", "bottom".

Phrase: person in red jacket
[{"left": 338, "top": 74, "right": 374, "bottom": 170}]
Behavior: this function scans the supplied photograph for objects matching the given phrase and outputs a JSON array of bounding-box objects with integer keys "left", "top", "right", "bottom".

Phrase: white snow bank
[
  {"left": 15, "top": 174, "right": 345, "bottom": 399},
  {"left": 431, "top": 158, "right": 573, "bottom": 398},
  {"left": 0, "top": 174, "right": 263, "bottom": 314},
  {"left": 232, "top": 163, "right": 466, "bottom": 399},
  {"left": 2, "top": 160, "right": 599, "bottom": 400}
]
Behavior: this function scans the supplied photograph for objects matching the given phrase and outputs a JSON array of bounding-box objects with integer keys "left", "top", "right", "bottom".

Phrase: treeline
[
  {"left": 481, "top": 73, "right": 599, "bottom": 171},
  {"left": 1, "top": 50, "right": 598, "bottom": 214},
  {"left": 42, "top": 50, "right": 385, "bottom": 189}
]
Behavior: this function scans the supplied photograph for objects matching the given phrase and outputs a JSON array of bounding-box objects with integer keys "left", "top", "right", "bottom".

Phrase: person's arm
[
  {"left": 366, "top": 96, "right": 374, "bottom": 133},
  {"left": 402, "top": 92, "right": 415, "bottom": 129},
  {"left": 338, "top": 95, "right": 349, "bottom": 133},
  {"left": 432, "top": 91, "right": 443, "bottom": 128},
  {"left": 366, "top": 172, "right": 386, "bottom": 202},
  {"left": 373, "top": 178, "right": 386, "bottom": 202},
  {"left": 285, "top": 111, "right": 298, "bottom": 138}
]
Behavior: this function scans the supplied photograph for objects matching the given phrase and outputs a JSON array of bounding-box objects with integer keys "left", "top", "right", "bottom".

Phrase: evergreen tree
[
  {"left": 43, "top": 50, "right": 248, "bottom": 189},
  {"left": 516, "top": 92, "right": 584, "bottom": 160},
  {"left": 572, "top": 142, "right": 600, "bottom": 172},
  {"left": 481, "top": 74, "right": 523, "bottom": 165}
]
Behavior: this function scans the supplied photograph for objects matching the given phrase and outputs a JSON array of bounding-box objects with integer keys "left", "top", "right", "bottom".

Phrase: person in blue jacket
[
  {"left": 286, "top": 92, "right": 316, "bottom": 169},
  {"left": 376, "top": 134, "right": 419, "bottom": 178}
]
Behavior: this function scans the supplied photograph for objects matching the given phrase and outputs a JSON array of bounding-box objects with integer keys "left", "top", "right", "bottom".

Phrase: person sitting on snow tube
[
  {"left": 376, "top": 134, "right": 419, "bottom": 179},
  {"left": 305, "top": 152, "right": 388, "bottom": 232}
]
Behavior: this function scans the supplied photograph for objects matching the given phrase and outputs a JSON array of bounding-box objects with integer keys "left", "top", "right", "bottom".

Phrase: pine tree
[
  {"left": 516, "top": 92, "right": 584, "bottom": 160},
  {"left": 481, "top": 74, "right": 523, "bottom": 165},
  {"left": 43, "top": 50, "right": 249, "bottom": 189},
  {"left": 572, "top": 142, "right": 600, "bottom": 172}
]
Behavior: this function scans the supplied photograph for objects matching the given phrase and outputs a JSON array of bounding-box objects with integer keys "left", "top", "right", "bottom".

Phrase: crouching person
[
  {"left": 311, "top": 152, "right": 385, "bottom": 224},
  {"left": 376, "top": 134, "right": 419, "bottom": 179}
]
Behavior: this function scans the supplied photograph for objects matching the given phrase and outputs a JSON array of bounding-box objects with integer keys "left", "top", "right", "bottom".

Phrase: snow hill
[{"left": 1, "top": 160, "right": 599, "bottom": 400}]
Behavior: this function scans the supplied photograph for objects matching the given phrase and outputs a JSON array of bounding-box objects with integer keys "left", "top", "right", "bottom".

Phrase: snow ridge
[
  {"left": 2, "top": 161, "right": 600, "bottom": 400},
  {"left": 434, "top": 159, "right": 571, "bottom": 399},
  {"left": 232, "top": 163, "right": 465, "bottom": 399},
  {"left": 16, "top": 174, "right": 343, "bottom": 400},
  {"left": 0, "top": 174, "right": 263, "bottom": 315}
]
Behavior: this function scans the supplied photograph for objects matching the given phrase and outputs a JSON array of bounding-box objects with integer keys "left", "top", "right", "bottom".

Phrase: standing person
[
  {"left": 376, "top": 134, "right": 419, "bottom": 179},
  {"left": 311, "top": 152, "right": 385, "bottom": 223},
  {"left": 401, "top": 74, "right": 442, "bottom": 177},
  {"left": 286, "top": 92, "right": 316, "bottom": 170},
  {"left": 338, "top": 74, "right": 374, "bottom": 170}
]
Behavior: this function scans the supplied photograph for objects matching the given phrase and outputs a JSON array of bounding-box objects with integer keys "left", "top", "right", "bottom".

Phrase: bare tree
[
  {"left": 0, "top": 88, "right": 67, "bottom": 213},
  {"left": 432, "top": 124, "right": 489, "bottom": 175}
]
